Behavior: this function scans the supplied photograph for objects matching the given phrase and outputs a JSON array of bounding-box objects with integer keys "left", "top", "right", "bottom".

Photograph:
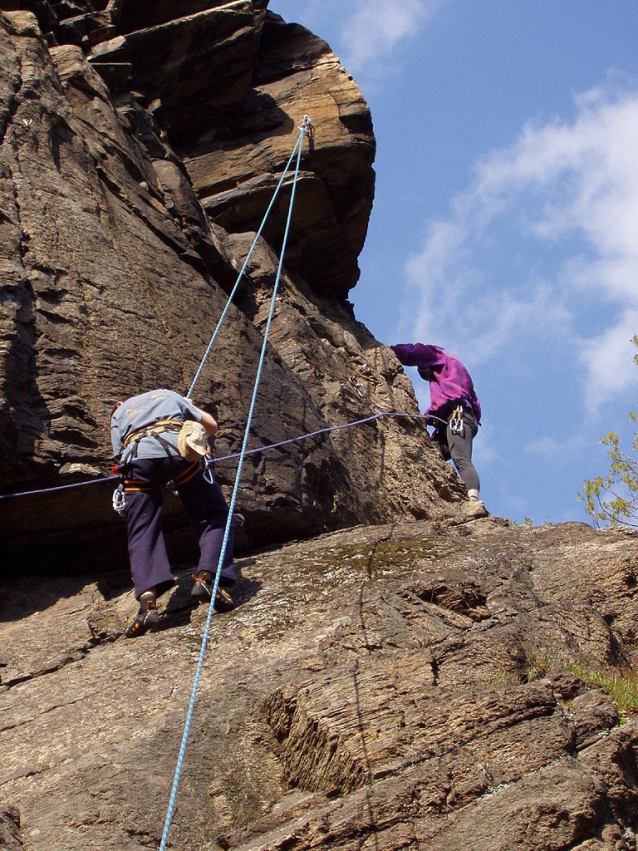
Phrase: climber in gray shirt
[
  {"left": 111, "top": 389, "right": 236, "bottom": 638},
  {"left": 111, "top": 389, "right": 205, "bottom": 460}
]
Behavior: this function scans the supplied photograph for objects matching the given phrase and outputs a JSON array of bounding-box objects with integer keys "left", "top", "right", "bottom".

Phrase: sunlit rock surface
[
  {"left": 0, "top": 1, "right": 462, "bottom": 569},
  {"left": 2, "top": 519, "right": 638, "bottom": 849}
]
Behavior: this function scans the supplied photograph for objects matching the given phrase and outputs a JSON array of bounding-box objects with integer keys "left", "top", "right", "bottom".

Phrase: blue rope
[
  {"left": 0, "top": 412, "right": 443, "bottom": 503},
  {"left": 0, "top": 475, "right": 118, "bottom": 501},
  {"left": 187, "top": 127, "right": 307, "bottom": 400},
  {"left": 158, "top": 119, "right": 309, "bottom": 851},
  {"left": 212, "top": 411, "right": 438, "bottom": 462}
]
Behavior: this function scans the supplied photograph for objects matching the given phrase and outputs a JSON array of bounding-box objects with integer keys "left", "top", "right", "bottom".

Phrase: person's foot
[
  {"left": 462, "top": 498, "right": 489, "bottom": 518},
  {"left": 191, "top": 573, "right": 236, "bottom": 612},
  {"left": 124, "top": 599, "right": 160, "bottom": 638}
]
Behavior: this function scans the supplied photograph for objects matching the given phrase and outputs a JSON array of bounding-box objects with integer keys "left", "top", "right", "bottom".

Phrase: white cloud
[
  {"left": 340, "top": 0, "right": 446, "bottom": 72},
  {"left": 269, "top": 0, "right": 446, "bottom": 81},
  {"left": 524, "top": 434, "right": 589, "bottom": 459},
  {"left": 405, "top": 74, "right": 638, "bottom": 409},
  {"left": 578, "top": 311, "right": 638, "bottom": 411}
]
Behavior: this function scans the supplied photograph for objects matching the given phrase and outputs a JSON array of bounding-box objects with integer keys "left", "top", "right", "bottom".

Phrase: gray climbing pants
[{"left": 431, "top": 408, "right": 480, "bottom": 493}]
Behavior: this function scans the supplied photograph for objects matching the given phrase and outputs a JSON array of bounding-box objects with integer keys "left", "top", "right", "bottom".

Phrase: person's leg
[
  {"left": 447, "top": 414, "right": 480, "bottom": 495},
  {"left": 123, "top": 459, "right": 175, "bottom": 598},
  {"left": 175, "top": 464, "right": 237, "bottom": 608}
]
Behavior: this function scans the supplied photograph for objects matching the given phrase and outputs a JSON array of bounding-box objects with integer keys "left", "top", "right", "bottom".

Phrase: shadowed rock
[
  {"left": 0, "top": 3, "right": 460, "bottom": 570},
  {"left": 0, "top": 808, "right": 23, "bottom": 851}
]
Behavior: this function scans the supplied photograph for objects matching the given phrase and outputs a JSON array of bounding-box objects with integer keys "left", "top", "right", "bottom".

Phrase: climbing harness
[
  {"left": 111, "top": 419, "right": 185, "bottom": 514},
  {"left": 122, "top": 418, "right": 183, "bottom": 449},
  {"left": 449, "top": 405, "right": 465, "bottom": 437},
  {"left": 112, "top": 415, "right": 214, "bottom": 511},
  {"left": 119, "top": 419, "right": 184, "bottom": 467}
]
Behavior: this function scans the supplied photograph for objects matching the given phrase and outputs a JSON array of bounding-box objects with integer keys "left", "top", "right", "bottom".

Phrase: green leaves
[{"left": 580, "top": 338, "right": 638, "bottom": 528}]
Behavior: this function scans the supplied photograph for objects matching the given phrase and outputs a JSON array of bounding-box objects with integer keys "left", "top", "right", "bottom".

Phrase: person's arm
[
  {"left": 390, "top": 343, "right": 445, "bottom": 370},
  {"left": 181, "top": 394, "right": 218, "bottom": 435},
  {"left": 111, "top": 416, "right": 123, "bottom": 459},
  {"left": 197, "top": 408, "right": 218, "bottom": 435}
]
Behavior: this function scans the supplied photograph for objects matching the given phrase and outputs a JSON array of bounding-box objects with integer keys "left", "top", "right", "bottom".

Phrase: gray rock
[
  {"left": 0, "top": 4, "right": 461, "bottom": 572},
  {"left": 2, "top": 520, "right": 638, "bottom": 850}
]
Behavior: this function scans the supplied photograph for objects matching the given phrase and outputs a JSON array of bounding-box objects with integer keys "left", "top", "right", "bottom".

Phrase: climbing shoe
[
  {"left": 124, "top": 599, "right": 160, "bottom": 638},
  {"left": 462, "top": 499, "right": 489, "bottom": 519},
  {"left": 190, "top": 573, "right": 236, "bottom": 612}
]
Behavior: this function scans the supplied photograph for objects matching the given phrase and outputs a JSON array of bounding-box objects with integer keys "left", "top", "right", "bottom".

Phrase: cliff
[
  {"left": 0, "top": 0, "right": 464, "bottom": 571},
  {"left": 4, "top": 5, "right": 638, "bottom": 851},
  {"left": 2, "top": 517, "right": 638, "bottom": 850}
]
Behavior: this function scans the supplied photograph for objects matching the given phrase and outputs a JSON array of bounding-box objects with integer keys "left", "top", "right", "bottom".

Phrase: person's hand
[{"left": 199, "top": 410, "right": 218, "bottom": 435}]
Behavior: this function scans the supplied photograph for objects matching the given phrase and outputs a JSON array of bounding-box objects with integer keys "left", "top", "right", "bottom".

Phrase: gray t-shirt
[{"left": 111, "top": 389, "right": 202, "bottom": 460}]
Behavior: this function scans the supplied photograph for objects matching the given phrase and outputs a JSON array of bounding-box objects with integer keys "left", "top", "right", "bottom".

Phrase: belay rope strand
[
  {"left": 187, "top": 116, "right": 312, "bottom": 400},
  {"left": 158, "top": 116, "right": 310, "bottom": 851},
  {"left": 0, "top": 411, "right": 447, "bottom": 503}
]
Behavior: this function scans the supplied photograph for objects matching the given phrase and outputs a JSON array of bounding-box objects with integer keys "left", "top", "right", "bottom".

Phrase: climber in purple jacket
[{"left": 391, "top": 343, "right": 487, "bottom": 517}]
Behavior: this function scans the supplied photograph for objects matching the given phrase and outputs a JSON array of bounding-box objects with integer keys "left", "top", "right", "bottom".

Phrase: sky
[{"left": 268, "top": 0, "right": 638, "bottom": 526}]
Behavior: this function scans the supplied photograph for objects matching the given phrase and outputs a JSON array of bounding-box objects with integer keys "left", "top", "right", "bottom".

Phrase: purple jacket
[{"left": 391, "top": 343, "right": 482, "bottom": 423}]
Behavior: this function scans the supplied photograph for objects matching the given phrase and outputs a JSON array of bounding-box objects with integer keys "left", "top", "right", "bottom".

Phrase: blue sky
[{"left": 269, "top": 0, "right": 638, "bottom": 525}]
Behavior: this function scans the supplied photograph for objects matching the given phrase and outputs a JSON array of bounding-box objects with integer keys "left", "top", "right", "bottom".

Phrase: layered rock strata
[
  {"left": 0, "top": 1, "right": 464, "bottom": 568},
  {"left": 2, "top": 519, "right": 638, "bottom": 849}
]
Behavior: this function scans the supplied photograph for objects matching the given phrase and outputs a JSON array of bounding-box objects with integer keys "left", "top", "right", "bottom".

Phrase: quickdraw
[
  {"left": 449, "top": 405, "right": 465, "bottom": 437},
  {"left": 112, "top": 482, "right": 126, "bottom": 516}
]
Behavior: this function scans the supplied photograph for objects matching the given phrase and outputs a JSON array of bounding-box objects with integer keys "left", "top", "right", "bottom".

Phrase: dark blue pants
[{"left": 123, "top": 456, "right": 236, "bottom": 598}]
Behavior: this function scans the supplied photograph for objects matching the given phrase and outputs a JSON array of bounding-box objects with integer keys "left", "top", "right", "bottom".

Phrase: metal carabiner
[
  {"left": 203, "top": 455, "right": 215, "bottom": 485},
  {"left": 112, "top": 483, "right": 126, "bottom": 516},
  {"left": 449, "top": 406, "right": 465, "bottom": 437}
]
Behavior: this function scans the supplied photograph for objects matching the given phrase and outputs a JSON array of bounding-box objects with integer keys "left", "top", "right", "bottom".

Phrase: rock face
[
  {"left": 2, "top": 517, "right": 638, "bottom": 850},
  {"left": 0, "top": 808, "right": 22, "bottom": 851},
  {"left": 0, "top": 1, "right": 463, "bottom": 569},
  {"left": 3, "top": 7, "right": 638, "bottom": 850}
]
